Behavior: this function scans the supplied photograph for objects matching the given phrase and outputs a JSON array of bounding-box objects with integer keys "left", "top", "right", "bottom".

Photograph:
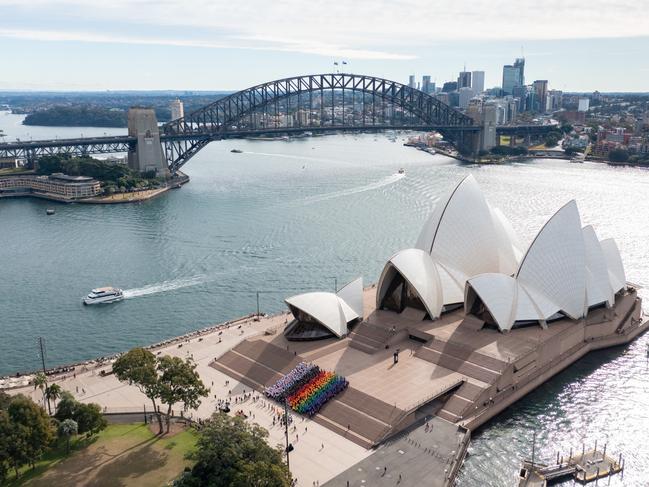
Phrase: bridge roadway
[{"left": 0, "top": 124, "right": 550, "bottom": 166}]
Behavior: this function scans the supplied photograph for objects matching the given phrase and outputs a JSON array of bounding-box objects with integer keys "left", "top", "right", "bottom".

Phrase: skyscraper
[
  {"left": 471, "top": 71, "right": 485, "bottom": 94},
  {"left": 458, "top": 71, "right": 472, "bottom": 89},
  {"left": 408, "top": 75, "right": 416, "bottom": 88},
  {"left": 422, "top": 75, "right": 433, "bottom": 94},
  {"left": 502, "top": 58, "right": 525, "bottom": 95},
  {"left": 533, "top": 80, "right": 548, "bottom": 113}
]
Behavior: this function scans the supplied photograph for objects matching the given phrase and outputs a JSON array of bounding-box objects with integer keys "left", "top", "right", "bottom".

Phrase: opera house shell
[
  {"left": 284, "top": 277, "right": 363, "bottom": 340},
  {"left": 376, "top": 174, "right": 523, "bottom": 320}
]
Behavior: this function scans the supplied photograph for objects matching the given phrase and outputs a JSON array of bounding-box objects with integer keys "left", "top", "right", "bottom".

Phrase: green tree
[
  {"left": 112, "top": 348, "right": 164, "bottom": 434},
  {"left": 54, "top": 391, "right": 77, "bottom": 422},
  {"left": 45, "top": 383, "right": 62, "bottom": 414},
  {"left": 74, "top": 403, "right": 107, "bottom": 436},
  {"left": 157, "top": 356, "right": 209, "bottom": 433},
  {"left": 178, "top": 413, "right": 290, "bottom": 487},
  {"left": 608, "top": 148, "right": 629, "bottom": 163},
  {"left": 6, "top": 395, "right": 55, "bottom": 471},
  {"left": 57, "top": 419, "right": 78, "bottom": 454},
  {"left": 33, "top": 372, "right": 49, "bottom": 414}
]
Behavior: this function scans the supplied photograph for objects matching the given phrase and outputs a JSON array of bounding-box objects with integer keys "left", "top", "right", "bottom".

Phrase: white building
[
  {"left": 471, "top": 71, "right": 485, "bottom": 94},
  {"left": 458, "top": 87, "right": 474, "bottom": 109},
  {"left": 170, "top": 98, "right": 185, "bottom": 120},
  {"left": 578, "top": 98, "right": 590, "bottom": 112}
]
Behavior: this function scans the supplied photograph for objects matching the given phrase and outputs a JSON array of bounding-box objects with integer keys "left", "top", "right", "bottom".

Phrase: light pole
[{"left": 284, "top": 398, "right": 293, "bottom": 477}]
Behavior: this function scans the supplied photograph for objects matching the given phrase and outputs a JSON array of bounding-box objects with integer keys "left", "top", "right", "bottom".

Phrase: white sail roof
[
  {"left": 285, "top": 277, "right": 364, "bottom": 338},
  {"left": 600, "top": 238, "right": 626, "bottom": 293},
  {"left": 582, "top": 226, "right": 615, "bottom": 308},
  {"left": 376, "top": 248, "right": 444, "bottom": 319},
  {"left": 466, "top": 201, "right": 628, "bottom": 332}
]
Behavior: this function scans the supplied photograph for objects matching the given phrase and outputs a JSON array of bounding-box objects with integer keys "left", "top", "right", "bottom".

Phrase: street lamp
[{"left": 284, "top": 398, "right": 293, "bottom": 476}]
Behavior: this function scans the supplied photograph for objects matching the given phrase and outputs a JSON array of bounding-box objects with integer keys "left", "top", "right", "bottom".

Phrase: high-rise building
[
  {"left": 422, "top": 75, "right": 433, "bottom": 94},
  {"left": 502, "top": 58, "right": 525, "bottom": 95},
  {"left": 408, "top": 75, "right": 416, "bottom": 88},
  {"left": 471, "top": 71, "right": 485, "bottom": 94},
  {"left": 170, "top": 98, "right": 184, "bottom": 120},
  {"left": 458, "top": 71, "right": 472, "bottom": 89},
  {"left": 533, "top": 80, "right": 548, "bottom": 113},
  {"left": 459, "top": 87, "right": 474, "bottom": 109},
  {"left": 548, "top": 90, "right": 563, "bottom": 111},
  {"left": 578, "top": 98, "right": 590, "bottom": 112}
]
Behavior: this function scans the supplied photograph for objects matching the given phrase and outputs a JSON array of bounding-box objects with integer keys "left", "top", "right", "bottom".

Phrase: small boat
[
  {"left": 46, "top": 208, "right": 55, "bottom": 215},
  {"left": 398, "top": 168, "right": 405, "bottom": 174},
  {"left": 83, "top": 287, "right": 124, "bottom": 305},
  {"left": 230, "top": 149, "right": 243, "bottom": 153}
]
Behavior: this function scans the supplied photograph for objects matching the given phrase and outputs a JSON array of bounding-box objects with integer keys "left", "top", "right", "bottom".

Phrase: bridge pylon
[{"left": 127, "top": 108, "right": 169, "bottom": 177}]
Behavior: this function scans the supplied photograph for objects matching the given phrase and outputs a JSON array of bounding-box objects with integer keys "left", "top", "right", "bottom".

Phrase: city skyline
[{"left": 1, "top": 0, "right": 648, "bottom": 92}]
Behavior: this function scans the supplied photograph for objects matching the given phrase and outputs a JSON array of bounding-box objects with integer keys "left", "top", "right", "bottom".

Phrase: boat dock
[{"left": 519, "top": 443, "right": 624, "bottom": 486}]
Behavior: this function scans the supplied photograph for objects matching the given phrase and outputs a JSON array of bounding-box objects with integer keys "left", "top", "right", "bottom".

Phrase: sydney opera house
[{"left": 213, "top": 175, "right": 647, "bottom": 457}]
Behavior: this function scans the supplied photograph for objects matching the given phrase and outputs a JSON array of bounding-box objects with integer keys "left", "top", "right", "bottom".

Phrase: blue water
[{"left": 2, "top": 110, "right": 649, "bottom": 485}]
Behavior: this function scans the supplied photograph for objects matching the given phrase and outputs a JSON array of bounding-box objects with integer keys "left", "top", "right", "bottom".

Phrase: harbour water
[{"left": 1, "top": 110, "right": 649, "bottom": 485}]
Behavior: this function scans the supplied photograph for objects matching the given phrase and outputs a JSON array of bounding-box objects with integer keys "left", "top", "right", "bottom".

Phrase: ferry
[
  {"left": 83, "top": 287, "right": 124, "bottom": 305},
  {"left": 230, "top": 149, "right": 243, "bottom": 153}
]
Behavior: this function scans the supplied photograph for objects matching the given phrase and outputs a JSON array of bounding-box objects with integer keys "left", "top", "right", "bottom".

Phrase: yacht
[{"left": 83, "top": 287, "right": 124, "bottom": 305}]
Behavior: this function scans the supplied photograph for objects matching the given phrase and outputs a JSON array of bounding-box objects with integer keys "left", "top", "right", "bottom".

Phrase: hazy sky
[{"left": 1, "top": 0, "right": 648, "bottom": 92}]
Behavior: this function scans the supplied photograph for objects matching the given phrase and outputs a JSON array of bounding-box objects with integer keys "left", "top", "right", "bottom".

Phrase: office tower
[
  {"left": 458, "top": 87, "right": 474, "bottom": 109},
  {"left": 422, "top": 75, "right": 432, "bottom": 94},
  {"left": 170, "top": 98, "right": 184, "bottom": 120},
  {"left": 471, "top": 71, "right": 485, "bottom": 94},
  {"left": 502, "top": 57, "right": 525, "bottom": 95},
  {"left": 578, "top": 98, "right": 590, "bottom": 112},
  {"left": 409, "top": 75, "right": 416, "bottom": 88},
  {"left": 458, "top": 71, "right": 472, "bottom": 89},
  {"left": 533, "top": 80, "right": 548, "bottom": 113}
]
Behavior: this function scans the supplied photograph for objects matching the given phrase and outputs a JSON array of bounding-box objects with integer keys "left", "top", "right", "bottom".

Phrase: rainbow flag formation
[{"left": 264, "top": 362, "right": 348, "bottom": 416}]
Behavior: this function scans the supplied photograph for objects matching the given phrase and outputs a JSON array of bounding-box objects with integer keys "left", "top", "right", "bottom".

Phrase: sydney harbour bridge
[{"left": 0, "top": 73, "right": 552, "bottom": 174}]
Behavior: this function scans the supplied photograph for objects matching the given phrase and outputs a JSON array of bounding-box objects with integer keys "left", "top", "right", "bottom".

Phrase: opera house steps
[{"left": 348, "top": 322, "right": 393, "bottom": 354}]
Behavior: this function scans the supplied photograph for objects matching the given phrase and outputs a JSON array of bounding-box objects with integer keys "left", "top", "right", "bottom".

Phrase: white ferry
[{"left": 83, "top": 287, "right": 124, "bottom": 305}]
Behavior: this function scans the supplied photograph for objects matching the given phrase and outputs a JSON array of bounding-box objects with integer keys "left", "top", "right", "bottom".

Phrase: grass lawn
[{"left": 6, "top": 423, "right": 197, "bottom": 487}]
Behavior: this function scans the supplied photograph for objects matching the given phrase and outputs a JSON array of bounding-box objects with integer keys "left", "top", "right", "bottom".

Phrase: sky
[{"left": 1, "top": 0, "right": 648, "bottom": 92}]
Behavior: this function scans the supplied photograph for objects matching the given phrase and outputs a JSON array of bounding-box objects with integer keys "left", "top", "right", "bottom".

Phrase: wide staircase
[
  {"left": 415, "top": 338, "right": 509, "bottom": 423},
  {"left": 212, "top": 339, "right": 404, "bottom": 449},
  {"left": 348, "top": 322, "right": 393, "bottom": 354}
]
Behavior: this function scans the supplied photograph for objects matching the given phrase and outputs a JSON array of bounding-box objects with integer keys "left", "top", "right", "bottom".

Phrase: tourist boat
[
  {"left": 46, "top": 208, "right": 55, "bottom": 215},
  {"left": 83, "top": 287, "right": 124, "bottom": 305},
  {"left": 230, "top": 149, "right": 243, "bottom": 153},
  {"left": 398, "top": 168, "right": 405, "bottom": 174}
]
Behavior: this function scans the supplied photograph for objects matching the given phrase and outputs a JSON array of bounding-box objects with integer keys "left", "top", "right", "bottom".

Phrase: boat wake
[
  {"left": 303, "top": 172, "right": 405, "bottom": 204},
  {"left": 123, "top": 275, "right": 207, "bottom": 299}
]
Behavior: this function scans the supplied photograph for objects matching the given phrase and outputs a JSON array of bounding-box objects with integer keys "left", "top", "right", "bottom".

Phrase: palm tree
[
  {"left": 33, "top": 372, "right": 49, "bottom": 413},
  {"left": 45, "top": 383, "right": 63, "bottom": 414},
  {"left": 58, "top": 419, "right": 78, "bottom": 453}
]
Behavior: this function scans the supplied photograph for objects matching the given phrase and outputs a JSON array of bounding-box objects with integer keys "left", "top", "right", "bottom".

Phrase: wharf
[{"left": 519, "top": 447, "right": 623, "bottom": 486}]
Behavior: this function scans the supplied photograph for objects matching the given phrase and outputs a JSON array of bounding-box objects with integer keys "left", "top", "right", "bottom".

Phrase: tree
[
  {"left": 157, "top": 356, "right": 209, "bottom": 433},
  {"left": 74, "top": 403, "right": 107, "bottom": 436},
  {"left": 57, "top": 419, "right": 78, "bottom": 454},
  {"left": 6, "top": 395, "right": 54, "bottom": 471},
  {"left": 54, "top": 391, "right": 77, "bottom": 422},
  {"left": 608, "top": 148, "right": 629, "bottom": 163},
  {"left": 45, "top": 383, "right": 62, "bottom": 414},
  {"left": 112, "top": 348, "right": 164, "bottom": 434},
  {"left": 177, "top": 413, "right": 290, "bottom": 487},
  {"left": 33, "top": 373, "right": 49, "bottom": 414}
]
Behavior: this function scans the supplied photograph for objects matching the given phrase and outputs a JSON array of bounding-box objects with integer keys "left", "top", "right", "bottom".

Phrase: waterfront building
[
  {"left": 0, "top": 173, "right": 101, "bottom": 200},
  {"left": 471, "top": 71, "right": 485, "bottom": 94},
  {"left": 170, "top": 98, "right": 184, "bottom": 120},
  {"left": 0, "top": 157, "right": 19, "bottom": 169},
  {"left": 458, "top": 70, "right": 472, "bottom": 89}
]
